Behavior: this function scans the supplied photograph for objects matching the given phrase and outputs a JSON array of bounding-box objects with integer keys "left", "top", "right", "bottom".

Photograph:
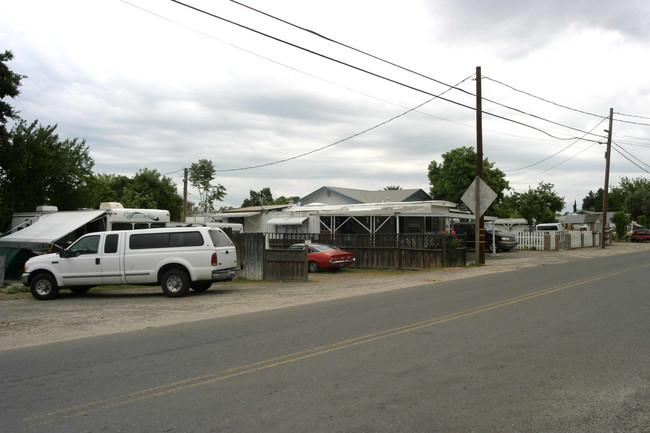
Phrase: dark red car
[
  {"left": 630, "top": 229, "right": 650, "bottom": 242},
  {"left": 288, "top": 243, "right": 356, "bottom": 272}
]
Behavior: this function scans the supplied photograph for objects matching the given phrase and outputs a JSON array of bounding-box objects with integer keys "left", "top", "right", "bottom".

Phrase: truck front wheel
[
  {"left": 30, "top": 273, "right": 60, "bottom": 300},
  {"left": 161, "top": 269, "right": 191, "bottom": 297}
]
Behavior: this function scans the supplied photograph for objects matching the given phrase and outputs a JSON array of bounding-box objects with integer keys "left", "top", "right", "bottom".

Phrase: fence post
[
  {"left": 396, "top": 233, "right": 401, "bottom": 270},
  {"left": 442, "top": 233, "right": 447, "bottom": 268}
]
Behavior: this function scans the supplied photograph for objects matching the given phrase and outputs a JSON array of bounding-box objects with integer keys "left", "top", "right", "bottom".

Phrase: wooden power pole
[
  {"left": 475, "top": 66, "right": 485, "bottom": 264},
  {"left": 601, "top": 108, "right": 613, "bottom": 248}
]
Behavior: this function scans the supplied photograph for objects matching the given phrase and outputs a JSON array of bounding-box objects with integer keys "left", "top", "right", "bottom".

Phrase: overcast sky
[{"left": 2, "top": 0, "right": 649, "bottom": 212}]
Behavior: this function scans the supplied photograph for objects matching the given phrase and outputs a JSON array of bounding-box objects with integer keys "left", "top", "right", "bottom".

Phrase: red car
[
  {"left": 289, "top": 243, "right": 356, "bottom": 272},
  {"left": 630, "top": 229, "right": 650, "bottom": 242}
]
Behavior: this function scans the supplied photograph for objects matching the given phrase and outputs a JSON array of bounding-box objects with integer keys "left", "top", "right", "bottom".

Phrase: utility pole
[
  {"left": 475, "top": 66, "right": 485, "bottom": 264},
  {"left": 601, "top": 108, "right": 613, "bottom": 249},
  {"left": 183, "top": 168, "right": 189, "bottom": 223}
]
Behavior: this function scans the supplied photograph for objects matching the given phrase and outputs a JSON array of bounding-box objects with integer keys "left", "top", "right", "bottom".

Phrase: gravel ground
[{"left": 1, "top": 242, "right": 648, "bottom": 351}]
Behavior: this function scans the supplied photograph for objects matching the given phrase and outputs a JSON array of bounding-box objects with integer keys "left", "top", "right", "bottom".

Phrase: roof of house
[{"left": 300, "top": 186, "right": 431, "bottom": 205}]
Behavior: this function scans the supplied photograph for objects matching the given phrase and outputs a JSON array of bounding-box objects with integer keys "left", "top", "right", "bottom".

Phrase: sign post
[{"left": 461, "top": 177, "right": 497, "bottom": 264}]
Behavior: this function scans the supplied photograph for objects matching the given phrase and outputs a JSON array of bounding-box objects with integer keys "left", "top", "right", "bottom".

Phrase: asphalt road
[{"left": 1, "top": 250, "right": 648, "bottom": 432}]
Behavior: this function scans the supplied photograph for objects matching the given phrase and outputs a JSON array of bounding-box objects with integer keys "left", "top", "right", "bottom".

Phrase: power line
[
  {"left": 611, "top": 145, "right": 650, "bottom": 173},
  {"left": 214, "top": 75, "right": 476, "bottom": 172},
  {"left": 612, "top": 141, "right": 650, "bottom": 170},
  {"left": 483, "top": 76, "right": 606, "bottom": 119},
  {"left": 505, "top": 118, "right": 607, "bottom": 172},
  {"left": 170, "top": 0, "right": 606, "bottom": 144},
  {"left": 511, "top": 142, "right": 598, "bottom": 183}
]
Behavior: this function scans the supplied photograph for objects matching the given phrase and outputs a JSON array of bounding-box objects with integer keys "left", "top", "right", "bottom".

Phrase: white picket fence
[{"left": 514, "top": 230, "right": 604, "bottom": 250}]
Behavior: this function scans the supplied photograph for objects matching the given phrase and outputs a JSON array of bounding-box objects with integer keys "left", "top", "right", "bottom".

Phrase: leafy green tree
[
  {"left": 241, "top": 188, "right": 299, "bottom": 207},
  {"left": 513, "top": 182, "right": 565, "bottom": 227},
  {"left": 427, "top": 146, "right": 510, "bottom": 212},
  {"left": 610, "top": 211, "right": 631, "bottom": 241},
  {"left": 0, "top": 50, "right": 24, "bottom": 125},
  {"left": 0, "top": 120, "right": 95, "bottom": 230},
  {"left": 90, "top": 169, "right": 184, "bottom": 220},
  {"left": 189, "top": 159, "right": 227, "bottom": 213},
  {"left": 637, "top": 215, "right": 648, "bottom": 228},
  {"left": 242, "top": 187, "right": 274, "bottom": 207}
]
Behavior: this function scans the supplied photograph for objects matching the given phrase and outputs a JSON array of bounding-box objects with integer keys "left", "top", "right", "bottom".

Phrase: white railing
[{"left": 514, "top": 231, "right": 603, "bottom": 250}]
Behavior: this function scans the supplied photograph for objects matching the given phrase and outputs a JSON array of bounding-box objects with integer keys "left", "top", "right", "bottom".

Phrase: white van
[
  {"left": 535, "top": 223, "right": 564, "bottom": 232},
  {"left": 22, "top": 227, "right": 238, "bottom": 300}
]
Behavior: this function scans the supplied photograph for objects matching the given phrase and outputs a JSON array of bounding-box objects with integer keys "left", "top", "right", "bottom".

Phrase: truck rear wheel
[
  {"left": 161, "top": 269, "right": 191, "bottom": 297},
  {"left": 30, "top": 273, "right": 59, "bottom": 300}
]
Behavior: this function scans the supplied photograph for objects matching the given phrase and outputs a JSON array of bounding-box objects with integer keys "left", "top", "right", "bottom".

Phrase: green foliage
[
  {"left": 611, "top": 211, "right": 631, "bottom": 240},
  {"left": 511, "top": 182, "right": 565, "bottom": 227},
  {"left": 189, "top": 159, "right": 226, "bottom": 213},
  {"left": 637, "top": 215, "right": 648, "bottom": 228},
  {"left": 89, "top": 170, "right": 183, "bottom": 220},
  {"left": 427, "top": 146, "right": 510, "bottom": 212},
  {"left": 0, "top": 50, "right": 25, "bottom": 124},
  {"left": 241, "top": 188, "right": 299, "bottom": 207},
  {"left": 0, "top": 120, "right": 95, "bottom": 230},
  {"left": 582, "top": 177, "right": 650, "bottom": 222}
]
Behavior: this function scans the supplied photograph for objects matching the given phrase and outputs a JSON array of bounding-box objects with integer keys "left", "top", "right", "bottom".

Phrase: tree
[
  {"left": 610, "top": 211, "right": 631, "bottom": 241},
  {"left": 241, "top": 188, "right": 299, "bottom": 207},
  {"left": 513, "top": 182, "right": 565, "bottom": 227},
  {"left": 90, "top": 170, "right": 184, "bottom": 220},
  {"left": 384, "top": 185, "right": 402, "bottom": 190},
  {"left": 0, "top": 50, "right": 25, "bottom": 125},
  {"left": 427, "top": 146, "right": 510, "bottom": 211},
  {"left": 189, "top": 159, "right": 227, "bottom": 213},
  {"left": 0, "top": 120, "right": 95, "bottom": 230},
  {"left": 241, "top": 187, "right": 274, "bottom": 207}
]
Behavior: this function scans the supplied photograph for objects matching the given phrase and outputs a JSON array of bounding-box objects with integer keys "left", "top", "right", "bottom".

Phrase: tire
[
  {"left": 308, "top": 261, "right": 320, "bottom": 273},
  {"left": 161, "top": 269, "right": 191, "bottom": 297},
  {"left": 30, "top": 273, "right": 60, "bottom": 300},
  {"left": 191, "top": 281, "right": 212, "bottom": 292},
  {"left": 70, "top": 286, "right": 91, "bottom": 295}
]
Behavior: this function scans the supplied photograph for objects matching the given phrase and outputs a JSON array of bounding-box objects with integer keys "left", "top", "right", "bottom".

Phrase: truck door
[
  {"left": 60, "top": 234, "right": 103, "bottom": 286},
  {"left": 101, "top": 233, "right": 124, "bottom": 285}
]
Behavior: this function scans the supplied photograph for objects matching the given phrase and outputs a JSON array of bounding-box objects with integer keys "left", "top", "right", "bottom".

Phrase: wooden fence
[{"left": 231, "top": 232, "right": 466, "bottom": 280}]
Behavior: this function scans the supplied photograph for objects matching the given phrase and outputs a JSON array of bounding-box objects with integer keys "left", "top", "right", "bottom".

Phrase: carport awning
[
  {"left": 0, "top": 210, "right": 108, "bottom": 250},
  {"left": 209, "top": 212, "right": 260, "bottom": 219},
  {"left": 267, "top": 217, "right": 308, "bottom": 225}
]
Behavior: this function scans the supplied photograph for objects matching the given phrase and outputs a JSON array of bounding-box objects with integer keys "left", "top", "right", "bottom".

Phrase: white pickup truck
[{"left": 22, "top": 227, "right": 238, "bottom": 300}]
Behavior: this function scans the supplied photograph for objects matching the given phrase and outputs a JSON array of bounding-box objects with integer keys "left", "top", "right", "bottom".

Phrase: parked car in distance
[
  {"left": 535, "top": 223, "right": 564, "bottom": 231},
  {"left": 629, "top": 229, "right": 650, "bottom": 242},
  {"left": 452, "top": 222, "right": 518, "bottom": 252},
  {"left": 288, "top": 243, "right": 356, "bottom": 272}
]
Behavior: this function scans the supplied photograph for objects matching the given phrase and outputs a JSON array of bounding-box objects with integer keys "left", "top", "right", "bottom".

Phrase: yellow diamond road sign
[{"left": 461, "top": 177, "right": 497, "bottom": 217}]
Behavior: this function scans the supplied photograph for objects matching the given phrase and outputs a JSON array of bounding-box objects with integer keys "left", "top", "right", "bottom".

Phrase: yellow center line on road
[{"left": 26, "top": 262, "right": 648, "bottom": 429}]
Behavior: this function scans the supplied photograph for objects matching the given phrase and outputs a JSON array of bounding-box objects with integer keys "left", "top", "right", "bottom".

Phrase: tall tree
[
  {"left": 189, "top": 159, "right": 226, "bottom": 213},
  {"left": 90, "top": 170, "right": 184, "bottom": 220},
  {"left": 0, "top": 120, "right": 95, "bottom": 230},
  {"left": 427, "top": 146, "right": 509, "bottom": 211},
  {"left": 0, "top": 50, "right": 24, "bottom": 125},
  {"left": 514, "top": 182, "right": 565, "bottom": 227},
  {"left": 241, "top": 187, "right": 274, "bottom": 207}
]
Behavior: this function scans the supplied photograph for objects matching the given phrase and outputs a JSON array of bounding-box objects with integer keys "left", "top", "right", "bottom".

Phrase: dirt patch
[{"left": 1, "top": 243, "right": 648, "bottom": 351}]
